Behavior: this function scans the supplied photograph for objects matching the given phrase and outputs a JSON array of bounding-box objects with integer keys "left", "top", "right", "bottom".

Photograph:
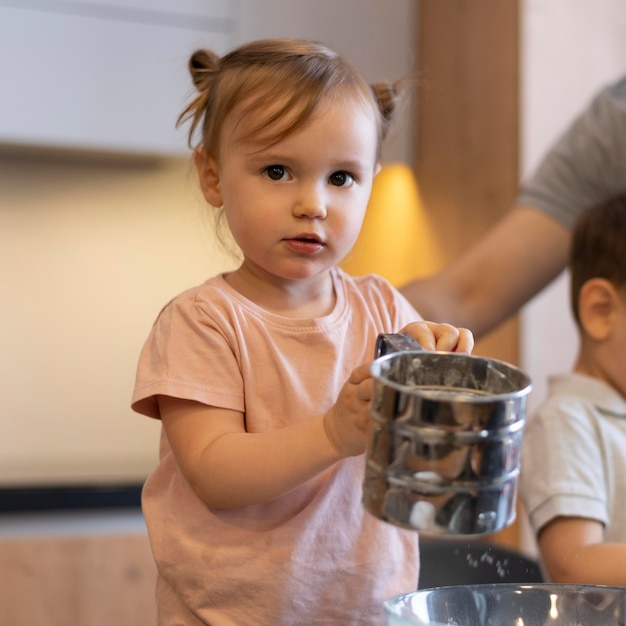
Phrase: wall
[
  {"left": 0, "top": 154, "right": 231, "bottom": 486},
  {"left": 520, "top": 0, "right": 626, "bottom": 414},
  {"left": 0, "top": 0, "right": 416, "bottom": 489}
]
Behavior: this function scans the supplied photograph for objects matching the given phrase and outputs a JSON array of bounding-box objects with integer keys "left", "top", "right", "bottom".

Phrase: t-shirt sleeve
[
  {"left": 389, "top": 283, "right": 424, "bottom": 328},
  {"left": 357, "top": 272, "right": 423, "bottom": 329},
  {"left": 131, "top": 290, "right": 244, "bottom": 419},
  {"left": 519, "top": 400, "right": 609, "bottom": 533},
  {"left": 517, "top": 75, "right": 626, "bottom": 228}
]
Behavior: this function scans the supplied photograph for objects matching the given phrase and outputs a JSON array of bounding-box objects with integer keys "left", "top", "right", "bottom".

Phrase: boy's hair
[
  {"left": 177, "top": 38, "right": 405, "bottom": 162},
  {"left": 569, "top": 193, "right": 626, "bottom": 325}
]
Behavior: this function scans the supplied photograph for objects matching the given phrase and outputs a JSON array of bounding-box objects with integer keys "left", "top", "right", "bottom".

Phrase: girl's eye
[
  {"left": 265, "top": 165, "right": 287, "bottom": 181},
  {"left": 329, "top": 171, "right": 354, "bottom": 187}
]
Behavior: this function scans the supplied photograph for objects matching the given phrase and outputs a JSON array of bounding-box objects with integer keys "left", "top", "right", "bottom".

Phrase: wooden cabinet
[
  {"left": 0, "top": 0, "right": 235, "bottom": 156},
  {"left": 0, "top": 512, "right": 157, "bottom": 626}
]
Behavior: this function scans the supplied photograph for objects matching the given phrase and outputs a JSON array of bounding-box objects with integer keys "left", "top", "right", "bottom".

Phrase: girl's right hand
[
  {"left": 323, "top": 362, "right": 373, "bottom": 458},
  {"left": 401, "top": 320, "right": 474, "bottom": 353},
  {"left": 323, "top": 321, "right": 474, "bottom": 458}
]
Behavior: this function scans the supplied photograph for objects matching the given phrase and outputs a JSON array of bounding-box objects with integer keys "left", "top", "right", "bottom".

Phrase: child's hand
[
  {"left": 323, "top": 362, "right": 373, "bottom": 458},
  {"left": 323, "top": 322, "right": 473, "bottom": 459},
  {"left": 400, "top": 321, "right": 474, "bottom": 354}
]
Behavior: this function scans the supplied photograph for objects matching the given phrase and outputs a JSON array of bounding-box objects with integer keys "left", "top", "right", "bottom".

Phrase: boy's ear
[
  {"left": 578, "top": 278, "right": 617, "bottom": 341},
  {"left": 194, "top": 147, "right": 223, "bottom": 207}
]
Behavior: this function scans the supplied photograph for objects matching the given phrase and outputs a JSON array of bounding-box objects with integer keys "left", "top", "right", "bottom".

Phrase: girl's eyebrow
[
  {"left": 245, "top": 150, "right": 289, "bottom": 163},
  {"left": 246, "top": 150, "right": 370, "bottom": 173}
]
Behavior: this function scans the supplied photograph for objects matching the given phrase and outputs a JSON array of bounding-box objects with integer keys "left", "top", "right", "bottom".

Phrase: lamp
[{"left": 341, "top": 163, "right": 441, "bottom": 287}]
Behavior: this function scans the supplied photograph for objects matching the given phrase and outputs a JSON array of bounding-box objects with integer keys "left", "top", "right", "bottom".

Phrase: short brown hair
[
  {"left": 569, "top": 193, "right": 626, "bottom": 325},
  {"left": 177, "top": 38, "right": 405, "bottom": 162}
]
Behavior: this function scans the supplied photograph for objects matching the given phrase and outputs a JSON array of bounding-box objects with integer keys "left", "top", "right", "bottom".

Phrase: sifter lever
[{"left": 374, "top": 333, "right": 423, "bottom": 358}]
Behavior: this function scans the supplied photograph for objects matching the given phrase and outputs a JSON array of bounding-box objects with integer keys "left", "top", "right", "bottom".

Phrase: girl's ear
[
  {"left": 194, "top": 147, "right": 223, "bottom": 207},
  {"left": 578, "top": 278, "right": 618, "bottom": 341}
]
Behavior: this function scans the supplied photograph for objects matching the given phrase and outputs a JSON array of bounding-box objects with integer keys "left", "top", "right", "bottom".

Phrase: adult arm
[
  {"left": 538, "top": 517, "right": 626, "bottom": 586},
  {"left": 402, "top": 77, "right": 626, "bottom": 337},
  {"left": 400, "top": 205, "right": 570, "bottom": 338}
]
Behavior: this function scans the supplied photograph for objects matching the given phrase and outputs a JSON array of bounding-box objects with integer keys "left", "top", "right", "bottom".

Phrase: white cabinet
[{"left": 0, "top": 0, "right": 236, "bottom": 156}]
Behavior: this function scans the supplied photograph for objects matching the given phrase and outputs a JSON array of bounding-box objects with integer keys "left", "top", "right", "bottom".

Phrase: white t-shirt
[
  {"left": 132, "top": 267, "right": 422, "bottom": 625},
  {"left": 520, "top": 372, "right": 626, "bottom": 542}
]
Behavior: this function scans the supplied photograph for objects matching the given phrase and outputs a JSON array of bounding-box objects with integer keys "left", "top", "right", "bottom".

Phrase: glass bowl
[{"left": 385, "top": 583, "right": 626, "bottom": 625}]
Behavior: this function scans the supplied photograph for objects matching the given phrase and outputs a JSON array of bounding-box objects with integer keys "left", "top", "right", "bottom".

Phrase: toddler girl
[{"left": 132, "top": 38, "right": 473, "bottom": 625}]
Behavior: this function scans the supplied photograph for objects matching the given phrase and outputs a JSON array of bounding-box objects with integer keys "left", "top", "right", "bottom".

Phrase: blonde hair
[{"left": 177, "top": 38, "right": 404, "bottom": 161}]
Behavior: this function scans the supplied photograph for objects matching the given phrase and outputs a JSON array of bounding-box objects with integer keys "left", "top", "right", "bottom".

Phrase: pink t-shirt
[{"left": 132, "top": 267, "right": 421, "bottom": 625}]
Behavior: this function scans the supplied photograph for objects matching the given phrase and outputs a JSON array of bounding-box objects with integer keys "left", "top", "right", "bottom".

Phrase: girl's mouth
[{"left": 283, "top": 234, "right": 325, "bottom": 254}]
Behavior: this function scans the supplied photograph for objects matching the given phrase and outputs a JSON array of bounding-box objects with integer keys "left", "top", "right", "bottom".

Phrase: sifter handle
[{"left": 374, "top": 333, "right": 423, "bottom": 358}]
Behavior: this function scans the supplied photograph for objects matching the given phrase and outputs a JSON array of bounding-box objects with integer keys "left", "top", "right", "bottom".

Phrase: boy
[{"left": 520, "top": 193, "right": 626, "bottom": 585}]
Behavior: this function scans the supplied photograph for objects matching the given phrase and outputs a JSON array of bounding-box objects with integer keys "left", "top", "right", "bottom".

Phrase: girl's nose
[{"left": 292, "top": 185, "right": 327, "bottom": 220}]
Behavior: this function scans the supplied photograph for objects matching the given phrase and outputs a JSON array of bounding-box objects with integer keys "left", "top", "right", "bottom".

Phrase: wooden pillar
[{"left": 416, "top": 0, "right": 522, "bottom": 548}]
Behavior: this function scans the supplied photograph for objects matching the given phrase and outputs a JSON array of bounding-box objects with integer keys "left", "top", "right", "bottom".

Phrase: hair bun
[
  {"left": 189, "top": 49, "right": 221, "bottom": 90},
  {"left": 371, "top": 80, "right": 405, "bottom": 140}
]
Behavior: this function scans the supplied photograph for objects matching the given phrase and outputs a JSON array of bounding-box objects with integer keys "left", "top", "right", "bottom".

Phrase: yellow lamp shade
[{"left": 341, "top": 163, "right": 441, "bottom": 287}]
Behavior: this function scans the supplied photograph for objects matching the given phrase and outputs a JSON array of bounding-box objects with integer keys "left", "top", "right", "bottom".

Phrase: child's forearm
[
  {"left": 175, "top": 412, "right": 346, "bottom": 510},
  {"left": 540, "top": 518, "right": 626, "bottom": 586},
  {"left": 546, "top": 543, "right": 626, "bottom": 586}
]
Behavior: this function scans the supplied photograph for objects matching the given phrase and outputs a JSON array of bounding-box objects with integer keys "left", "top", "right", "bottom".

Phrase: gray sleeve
[{"left": 517, "top": 75, "right": 626, "bottom": 229}]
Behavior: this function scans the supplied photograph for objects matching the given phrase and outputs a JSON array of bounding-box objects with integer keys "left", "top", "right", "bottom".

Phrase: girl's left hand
[{"left": 400, "top": 321, "right": 474, "bottom": 354}]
